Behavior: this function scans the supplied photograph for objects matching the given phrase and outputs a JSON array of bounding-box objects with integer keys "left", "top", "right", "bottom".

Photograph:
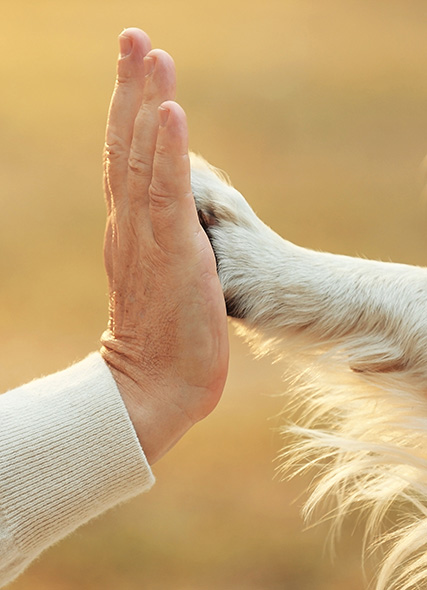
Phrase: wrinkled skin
[{"left": 100, "top": 28, "right": 229, "bottom": 464}]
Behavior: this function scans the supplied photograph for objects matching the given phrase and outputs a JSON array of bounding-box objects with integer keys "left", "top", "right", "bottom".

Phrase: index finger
[
  {"left": 148, "top": 101, "right": 201, "bottom": 253},
  {"left": 104, "top": 28, "right": 152, "bottom": 211}
]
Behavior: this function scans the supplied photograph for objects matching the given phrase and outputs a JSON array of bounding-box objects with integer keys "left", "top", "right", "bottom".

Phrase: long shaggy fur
[{"left": 190, "top": 152, "right": 427, "bottom": 590}]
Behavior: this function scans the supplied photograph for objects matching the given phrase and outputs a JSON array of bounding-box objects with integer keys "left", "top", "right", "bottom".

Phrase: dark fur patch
[
  {"left": 197, "top": 207, "right": 217, "bottom": 231},
  {"left": 197, "top": 209, "right": 245, "bottom": 318},
  {"left": 225, "top": 294, "right": 247, "bottom": 319}
]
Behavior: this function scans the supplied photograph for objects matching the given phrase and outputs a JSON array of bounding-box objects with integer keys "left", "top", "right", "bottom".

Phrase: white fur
[{"left": 190, "top": 152, "right": 427, "bottom": 590}]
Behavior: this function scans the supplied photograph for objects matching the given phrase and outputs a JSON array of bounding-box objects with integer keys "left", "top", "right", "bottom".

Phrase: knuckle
[
  {"left": 104, "top": 134, "right": 128, "bottom": 164},
  {"left": 128, "top": 152, "right": 152, "bottom": 178},
  {"left": 149, "top": 179, "right": 192, "bottom": 204},
  {"left": 154, "top": 142, "right": 170, "bottom": 158},
  {"left": 148, "top": 181, "right": 171, "bottom": 203},
  {"left": 116, "top": 65, "right": 133, "bottom": 86}
]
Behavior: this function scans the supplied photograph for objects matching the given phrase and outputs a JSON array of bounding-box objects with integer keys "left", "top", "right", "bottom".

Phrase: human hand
[{"left": 100, "top": 28, "right": 229, "bottom": 464}]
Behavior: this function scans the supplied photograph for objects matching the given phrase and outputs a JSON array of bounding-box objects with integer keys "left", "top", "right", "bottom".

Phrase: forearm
[
  {"left": 0, "top": 353, "right": 154, "bottom": 588},
  {"left": 256, "top": 242, "right": 426, "bottom": 336},
  {"left": 229, "top": 224, "right": 427, "bottom": 371}
]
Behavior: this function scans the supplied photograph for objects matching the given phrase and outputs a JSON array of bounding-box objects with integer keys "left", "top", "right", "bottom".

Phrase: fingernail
[
  {"left": 144, "top": 56, "right": 156, "bottom": 77},
  {"left": 119, "top": 34, "right": 133, "bottom": 58},
  {"left": 158, "top": 106, "right": 170, "bottom": 127}
]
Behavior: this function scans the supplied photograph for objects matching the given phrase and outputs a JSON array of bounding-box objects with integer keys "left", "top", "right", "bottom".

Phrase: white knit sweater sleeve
[{"left": 0, "top": 352, "right": 155, "bottom": 587}]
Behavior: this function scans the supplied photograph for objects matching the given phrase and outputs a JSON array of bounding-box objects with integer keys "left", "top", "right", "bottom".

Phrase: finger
[
  {"left": 104, "top": 28, "right": 152, "bottom": 212},
  {"left": 127, "top": 50, "right": 176, "bottom": 209},
  {"left": 103, "top": 216, "right": 114, "bottom": 290},
  {"left": 149, "top": 101, "right": 201, "bottom": 252}
]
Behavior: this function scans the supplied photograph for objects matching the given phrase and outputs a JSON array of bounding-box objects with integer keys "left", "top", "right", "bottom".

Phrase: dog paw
[
  {"left": 190, "top": 153, "right": 253, "bottom": 230},
  {"left": 190, "top": 153, "right": 277, "bottom": 320}
]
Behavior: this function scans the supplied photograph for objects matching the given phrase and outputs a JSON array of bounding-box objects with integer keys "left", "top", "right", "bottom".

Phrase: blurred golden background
[{"left": 1, "top": 1, "right": 426, "bottom": 588}]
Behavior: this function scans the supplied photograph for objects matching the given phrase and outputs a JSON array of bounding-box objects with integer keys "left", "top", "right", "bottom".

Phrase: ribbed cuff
[{"left": 0, "top": 353, "right": 154, "bottom": 584}]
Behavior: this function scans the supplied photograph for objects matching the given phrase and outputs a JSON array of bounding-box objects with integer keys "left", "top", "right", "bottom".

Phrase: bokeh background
[{"left": 1, "top": 1, "right": 426, "bottom": 589}]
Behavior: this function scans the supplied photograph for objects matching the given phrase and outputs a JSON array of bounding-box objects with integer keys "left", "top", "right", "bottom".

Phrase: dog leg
[
  {"left": 191, "top": 153, "right": 427, "bottom": 590},
  {"left": 191, "top": 153, "right": 427, "bottom": 378}
]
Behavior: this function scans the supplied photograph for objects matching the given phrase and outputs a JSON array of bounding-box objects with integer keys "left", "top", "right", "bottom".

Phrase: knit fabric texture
[{"left": 0, "top": 353, "right": 155, "bottom": 587}]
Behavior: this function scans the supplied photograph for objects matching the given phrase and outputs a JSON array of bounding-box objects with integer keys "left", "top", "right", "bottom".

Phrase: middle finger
[{"left": 127, "top": 49, "right": 177, "bottom": 210}]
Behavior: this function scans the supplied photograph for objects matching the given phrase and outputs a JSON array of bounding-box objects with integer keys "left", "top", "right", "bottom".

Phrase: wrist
[{"left": 101, "top": 347, "right": 192, "bottom": 465}]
